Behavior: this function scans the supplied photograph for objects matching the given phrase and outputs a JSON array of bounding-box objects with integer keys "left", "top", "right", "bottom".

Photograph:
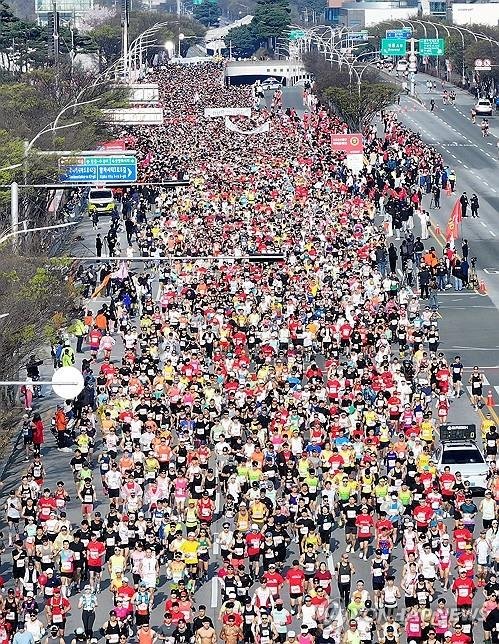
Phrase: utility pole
[
  {"left": 10, "top": 182, "right": 19, "bottom": 254},
  {"left": 70, "top": 11, "right": 76, "bottom": 80},
  {"left": 121, "top": 0, "right": 130, "bottom": 81},
  {"left": 408, "top": 37, "right": 417, "bottom": 96},
  {"left": 52, "top": 3, "right": 59, "bottom": 68}
]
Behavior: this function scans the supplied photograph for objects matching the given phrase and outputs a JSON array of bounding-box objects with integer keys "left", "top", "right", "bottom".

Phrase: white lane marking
[
  {"left": 481, "top": 222, "right": 487, "bottom": 227},
  {"left": 210, "top": 577, "right": 219, "bottom": 608},
  {"left": 490, "top": 231, "right": 497, "bottom": 237},
  {"left": 492, "top": 188, "right": 497, "bottom": 193},
  {"left": 463, "top": 163, "right": 468, "bottom": 169}
]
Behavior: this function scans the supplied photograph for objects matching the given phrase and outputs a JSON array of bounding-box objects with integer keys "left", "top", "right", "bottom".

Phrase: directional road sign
[
  {"left": 288, "top": 29, "right": 306, "bottom": 40},
  {"left": 59, "top": 155, "right": 137, "bottom": 183},
  {"left": 418, "top": 38, "right": 445, "bottom": 56},
  {"left": 381, "top": 38, "right": 407, "bottom": 57},
  {"left": 348, "top": 30, "right": 369, "bottom": 43},
  {"left": 386, "top": 28, "right": 412, "bottom": 40}
]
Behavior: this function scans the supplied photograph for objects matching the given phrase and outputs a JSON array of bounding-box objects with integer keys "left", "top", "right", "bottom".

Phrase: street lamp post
[{"left": 15, "top": 121, "right": 81, "bottom": 253}]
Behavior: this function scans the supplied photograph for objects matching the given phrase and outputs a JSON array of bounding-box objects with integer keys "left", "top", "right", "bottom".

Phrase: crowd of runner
[{"left": 7, "top": 60, "right": 499, "bottom": 644}]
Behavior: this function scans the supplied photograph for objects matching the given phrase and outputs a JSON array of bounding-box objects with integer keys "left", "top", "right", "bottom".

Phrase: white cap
[
  {"left": 251, "top": 523, "right": 258, "bottom": 530},
  {"left": 287, "top": 632, "right": 296, "bottom": 638}
]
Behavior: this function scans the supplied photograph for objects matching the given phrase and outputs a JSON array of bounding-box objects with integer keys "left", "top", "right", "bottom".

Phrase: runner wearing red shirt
[
  {"left": 387, "top": 392, "right": 402, "bottom": 425},
  {"left": 439, "top": 468, "right": 456, "bottom": 516},
  {"left": 37, "top": 490, "right": 57, "bottom": 523},
  {"left": 450, "top": 626, "right": 472, "bottom": 644},
  {"left": 46, "top": 588, "right": 70, "bottom": 635},
  {"left": 286, "top": 560, "right": 305, "bottom": 616},
  {"left": 413, "top": 499, "right": 434, "bottom": 535},
  {"left": 245, "top": 525, "right": 264, "bottom": 579},
  {"left": 86, "top": 535, "right": 106, "bottom": 593},
  {"left": 355, "top": 506, "right": 374, "bottom": 560},
  {"left": 453, "top": 522, "right": 473, "bottom": 556},
  {"left": 452, "top": 570, "right": 475, "bottom": 609},
  {"left": 263, "top": 565, "right": 284, "bottom": 598},
  {"left": 339, "top": 322, "right": 352, "bottom": 351}
]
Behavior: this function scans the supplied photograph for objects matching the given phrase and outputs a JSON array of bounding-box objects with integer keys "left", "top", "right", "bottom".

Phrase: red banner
[
  {"left": 445, "top": 199, "right": 462, "bottom": 241},
  {"left": 331, "top": 133, "right": 364, "bottom": 154}
]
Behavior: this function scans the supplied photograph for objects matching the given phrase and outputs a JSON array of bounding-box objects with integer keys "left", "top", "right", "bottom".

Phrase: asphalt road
[
  {"left": 390, "top": 80, "right": 499, "bottom": 398},
  {"left": 0, "top": 81, "right": 495, "bottom": 643}
]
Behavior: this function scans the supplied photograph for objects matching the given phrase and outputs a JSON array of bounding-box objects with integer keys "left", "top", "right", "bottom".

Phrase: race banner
[
  {"left": 224, "top": 118, "right": 270, "bottom": 135},
  {"left": 445, "top": 198, "right": 462, "bottom": 242},
  {"left": 204, "top": 107, "right": 252, "bottom": 118}
]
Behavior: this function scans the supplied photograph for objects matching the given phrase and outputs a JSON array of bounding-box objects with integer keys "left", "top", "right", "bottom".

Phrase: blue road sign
[
  {"left": 349, "top": 30, "right": 369, "bottom": 42},
  {"left": 59, "top": 155, "right": 137, "bottom": 183},
  {"left": 386, "top": 28, "right": 412, "bottom": 40}
]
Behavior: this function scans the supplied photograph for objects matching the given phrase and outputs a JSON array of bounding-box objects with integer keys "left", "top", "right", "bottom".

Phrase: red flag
[{"left": 445, "top": 199, "right": 462, "bottom": 242}]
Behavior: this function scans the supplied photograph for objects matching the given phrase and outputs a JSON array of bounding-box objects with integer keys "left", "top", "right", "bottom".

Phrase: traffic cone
[
  {"left": 487, "top": 390, "right": 495, "bottom": 406},
  {"left": 479, "top": 280, "right": 487, "bottom": 295},
  {"left": 435, "top": 224, "right": 441, "bottom": 236}
]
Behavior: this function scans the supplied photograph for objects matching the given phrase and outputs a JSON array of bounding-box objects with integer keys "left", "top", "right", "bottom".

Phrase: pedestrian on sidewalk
[
  {"left": 448, "top": 169, "right": 456, "bottom": 192},
  {"left": 20, "top": 380, "right": 34, "bottom": 412},
  {"left": 95, "top": 234, "right": 103, "bottom": 258},
  {"left": 429, "top": 276, "right": 439, "bottom": 310},
  {"left": 462, "top": 239, "right": 469, "bottom": 260},
  {"left": 418, "top": 264, "right": 431, "bottom": 299},
  {"left": 460, "top": 192, "right": 469, "bottom": 217},
  {"left": 431, "top": 184, "right": 441, "bottom": 209},
  {"left": 31, "top": 413, "right": 44, "bottom": 455},
  {"left": 470, "top": 194, "right": 479, "bottom": 217}
]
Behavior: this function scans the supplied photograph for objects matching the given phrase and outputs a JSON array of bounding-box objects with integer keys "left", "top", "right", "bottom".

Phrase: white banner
[
  {"left": 204, "top": 107, "right": 252, "bottom": 118},
  {"left": 224, "top": 118, "right": 270, "bottom": 135}
]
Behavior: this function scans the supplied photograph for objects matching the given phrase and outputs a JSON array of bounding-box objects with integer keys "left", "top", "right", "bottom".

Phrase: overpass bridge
[{"left": 224, "top": 60, "right": 310, "bottom": 86}]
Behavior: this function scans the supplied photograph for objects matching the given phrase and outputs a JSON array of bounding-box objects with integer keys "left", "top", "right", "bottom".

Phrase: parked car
[{"left": 475, "top": 98, "right": 493, "bottom": 116}]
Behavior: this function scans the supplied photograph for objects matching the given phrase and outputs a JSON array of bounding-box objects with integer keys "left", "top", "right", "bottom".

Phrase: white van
[
  {"left": 88, "top": 188, "right": 116, "bottom": 216},
  {"left": 396, "top": 59, "right": 409, "bottom": 73}
]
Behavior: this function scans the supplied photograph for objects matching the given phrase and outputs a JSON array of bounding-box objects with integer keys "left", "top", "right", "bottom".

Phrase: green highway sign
[
  {"left": 381, "top": 38, "right": 407, "bottom": 57},
  {"left": 288, "top": 29, "right": 306, "bottom": 40},
  {"left": 418, "top": 38, "right": 445, "bottom": 56}
]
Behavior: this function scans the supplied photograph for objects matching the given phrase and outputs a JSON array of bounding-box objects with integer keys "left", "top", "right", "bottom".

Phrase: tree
[
  {"left": 0, "top": 254, "right": 78, "bottom": 409},
  {"left": 227, "top": 23, "right": 259, "bottom": 57},
  {"left": 90, "top": 23, "right": 122, "bottom": 70},
  {"left": 193, "top": 1, "right": 222, "bottom": 27},
  {"left": 464, "top": 40, "right": 499, "bottom": 83},
  {"left": 325, "top": 82, "right": 398, "bottom": 130},
  {"left": 252, "top": 0, "right": 290, "bottom": 48}
]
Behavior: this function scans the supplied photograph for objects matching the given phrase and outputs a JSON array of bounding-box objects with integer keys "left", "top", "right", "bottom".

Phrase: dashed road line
[
  {"left": 481, "top": 221, "right": 487, "bottom": 228},
  {"left": 490, "top": 231, "right": 497, "bottom": 237}
]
